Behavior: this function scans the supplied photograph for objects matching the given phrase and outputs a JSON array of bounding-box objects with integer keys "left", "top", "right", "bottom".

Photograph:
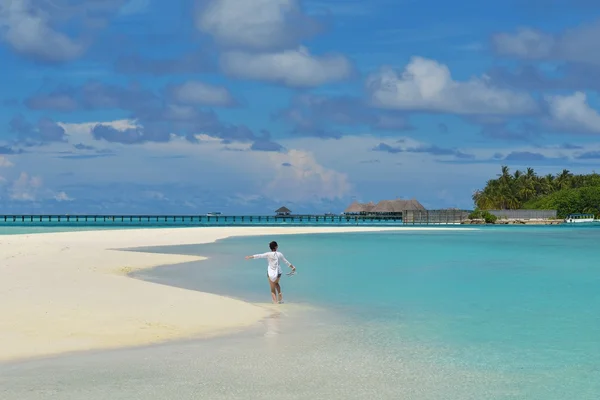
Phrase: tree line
[{"left": 472, "top": 166, "right": 600, "bottom": 217}]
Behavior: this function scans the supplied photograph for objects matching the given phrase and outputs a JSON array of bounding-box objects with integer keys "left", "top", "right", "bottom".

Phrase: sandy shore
[{"left": 0, "top": 226, "right": 470, "bottom": 363}]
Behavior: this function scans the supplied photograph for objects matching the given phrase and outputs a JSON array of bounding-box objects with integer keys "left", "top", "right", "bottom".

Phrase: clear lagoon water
[
  {"left": 3, "top": 225, "right": 600, "bottom": 399},
  {"left": 128, "top": 225, "right": 600, "bottom": 399},
  {"left": 0, "top": 226, "right": 150, "bottom": 235}
]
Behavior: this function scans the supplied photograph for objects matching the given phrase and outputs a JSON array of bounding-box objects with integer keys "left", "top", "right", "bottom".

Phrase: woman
[{"left": 245, "top": 240, "right": 296, "bottom": 304}]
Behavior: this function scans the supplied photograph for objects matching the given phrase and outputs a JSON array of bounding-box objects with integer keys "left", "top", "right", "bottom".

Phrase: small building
[
  {"left": 275, "top": 206, "right": 292, "bottom": 216},
  {"left": 370, "top": 199, "right": 426, "bottom": 215},
  {"left": 344, "top": 198, "right": 425, "bottom": 216},
  {"left": 343, "top": 201, "right": 376, "bottom": 215}
]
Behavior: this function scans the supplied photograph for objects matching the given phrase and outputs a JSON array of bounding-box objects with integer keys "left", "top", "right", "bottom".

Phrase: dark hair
[{"left": 269, "top": 241, "right": 278, "bottom": 251}]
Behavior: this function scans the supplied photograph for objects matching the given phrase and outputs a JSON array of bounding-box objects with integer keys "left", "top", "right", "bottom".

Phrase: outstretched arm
[{"left": 245, "top": 252, "right": 268, "bottom": 260}]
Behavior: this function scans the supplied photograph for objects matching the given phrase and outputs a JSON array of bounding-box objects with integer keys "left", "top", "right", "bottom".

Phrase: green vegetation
[
  {"left": 472, "top": 166, "right": 600, "bottom": 218},
  {"left": 468, "top": 209, "right": 498, "bottom": 223}
]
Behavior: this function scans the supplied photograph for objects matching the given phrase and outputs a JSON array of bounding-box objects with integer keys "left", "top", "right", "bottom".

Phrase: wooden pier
[
  {"left": 0, "top": 214, "right": 401, "bottom": 226},
  {"left": 0, "top": 210, "right": 470, "bottom": 226}
]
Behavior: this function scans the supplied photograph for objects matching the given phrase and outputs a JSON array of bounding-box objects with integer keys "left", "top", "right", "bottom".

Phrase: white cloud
[
  {"left": 9, "top": 172, "right": 43, "bottom": 201},
  {"left": 196, "top": 0, "right": 320, "bottom": 50},
  {"left": 492, "top": 28, "right": 555, "bottom": 59},
  {"left": 0, "top": 0, "right": 84, "bottom": 62},
  {"left": 0, "top": 156, "right": 14, "bottom": 168},
  {"left": 3, "top": 168, "right": 71, "bottom": 202},
  {"left": 13, "top": 118, "right": 600, "bottom": 211},
  {"left": 58, "top": 119, "right": 138, "bottom": 147},
  {"left": 54, "top": 191, "right": 74, "bottom": 201},
  {"left": 37, "top": 121, "right": 353, "bottom": 201},
  {"left": 492, "top": 20, "right": 600, "bottom": 65},
  {"left": 220, "top": 46, "right": 352, "bottom": 87},
  {"left": 545, "top": 91, "right": 600, "bottom": 134},
  {"left": 366, "top": 56, "right": 538, "bottom": 115},
  {"left": 169, "top": 80, "right": 236, "bottom": 107},
  {"left": 265, "top": 149, "right": 351, "bottom": 201}
]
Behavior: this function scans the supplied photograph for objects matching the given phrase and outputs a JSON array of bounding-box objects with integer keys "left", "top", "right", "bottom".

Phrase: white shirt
[{"left": 252, "top": 251, "right": 292, "bottom": 281}]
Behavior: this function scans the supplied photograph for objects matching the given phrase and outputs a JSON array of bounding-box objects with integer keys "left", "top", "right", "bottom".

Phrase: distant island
[{"left": 472, "top": 166, "right": 600, "bottom": 220}]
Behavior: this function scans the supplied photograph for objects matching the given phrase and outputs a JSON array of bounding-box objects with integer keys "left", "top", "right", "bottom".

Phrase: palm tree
[
  {"left": 473, "top": 166, "right": 600, "bottom": 215},
  {"left": 541, "top": 174, "right": 555, "bottom": 194},
  {"left": 513, "top": 170, "right": 522, "bottom": 180},
  {"left": 556, "top": 169, "right": 572, "bottom": 190}
]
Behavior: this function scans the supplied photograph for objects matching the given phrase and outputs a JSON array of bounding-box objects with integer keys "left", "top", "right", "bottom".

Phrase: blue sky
[{"left": 2, "top": 0, "right": 600, "bottom": 214}]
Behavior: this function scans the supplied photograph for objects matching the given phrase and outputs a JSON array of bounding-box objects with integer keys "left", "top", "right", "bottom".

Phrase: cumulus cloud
[
  {"left": 9, "top": 172, "right": 43, "bottom": 201},
  {"left": 91, "top": 124, "right": 147, "bottom": 144},
  {"left": 0, "top": 156, "right": 14, "bottom": 168},
  {"left": 58, "top": 119, "right": 138, "bottom": 146},
  {"left": 16, "top": 121, "right": 351, "bottom": 204},
  {"left": 24, "top": 80, "right": 158, "bottom": 113},
  {"left": 0, "top": 168, "right": 71, "bottom": 203},
  {"left": 220, "top": 46, "right": 353, "bottom": 87},
  {"left": 250, "top": 133, "right": 285, "bottom": 151},
  {"left": 24, "top": 87, "right": 79, "bottom": 112},
  {"left": 22, "top": 81, "right": 277, "bottom": 146},
  {"left": 9, "top": 114, "right": 67, "bottom": 143},
  {"left": 485, "top": 63, "right": 600, "bottom": 94},
  {"left": 274, "top": 93, "right": 412, "bottom": 137},
  {"left": 503, "top": 151, "right": 554, "bottom": 162},
  {"left": 168, "top": 80, "right": 237, "bottom": 107},
  {"left": 9, "top": 118, "right": 597, "bottom": 211},
  {"left": 265, "top": 149, "right": 351, "bottom": 201},
  {"left": 195, "top": 0, "right": 323, "bottom": 51},
  {"left": 492, "top": 28, "right": 555, "bottom": 59},
  {"left": 0, "top": 0, "right": 84, "bottom": 62},
  {"left": 492, "top": 19, "right": 600, "bottom": 65},
  {"left": 545, "top": 91, "right": 600, "bottom": 134},
  {"left": 54, "top": 191, "right": 73, "bottom": 201},
  {"left": 372, "top": 142, "right": 474, "bottom": 159},
  {"left": 366, "top": 57, "right": 538, "bottom": 115},
  {"left": 0, "top": 0, "right": 126, "bottom": 62},
  {"left": 575, "top": 151, "right": 600, "bottom": 160}
]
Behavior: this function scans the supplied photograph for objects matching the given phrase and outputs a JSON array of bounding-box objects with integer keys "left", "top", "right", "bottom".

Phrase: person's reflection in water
[{"left": 264, "top": 309, "right": 282, "bottom": 338}]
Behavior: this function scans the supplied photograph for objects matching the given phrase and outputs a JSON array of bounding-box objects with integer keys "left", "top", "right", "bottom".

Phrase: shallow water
[
  {"left": 1, "top": 306, "right": 510, "bottom": 400},
  {"left": 3, "top": 226, "right": 600, "bottom": 399},
  {"left": 130, "top": 226, "right": 600, "bottom": 398}
]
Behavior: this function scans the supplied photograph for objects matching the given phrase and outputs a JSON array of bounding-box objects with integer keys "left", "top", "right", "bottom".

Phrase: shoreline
[
  {"left": 0, "top": 226, "right": 472, "bottom": 364},
  {"left": 461, "top": 218, "right": 564, "bottom": 225}
]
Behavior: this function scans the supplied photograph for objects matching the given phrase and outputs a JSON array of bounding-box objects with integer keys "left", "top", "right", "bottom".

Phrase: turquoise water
[
  {"left": 131, "top": 226, "right": 600, "bottom": 399},
  {"left": 0, "top": 226, "right": 151, "bottom": 235}
]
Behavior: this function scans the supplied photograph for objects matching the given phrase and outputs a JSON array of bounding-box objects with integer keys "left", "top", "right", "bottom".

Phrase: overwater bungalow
[
  {"left": 275, "top": 206, "right": 292, "bottom": 216},
  {"left": 343, "top": 198, "right": 426, "bottom": 216},
  {"left": 343, "top": 201, "right": 376, "bottom": 215}
]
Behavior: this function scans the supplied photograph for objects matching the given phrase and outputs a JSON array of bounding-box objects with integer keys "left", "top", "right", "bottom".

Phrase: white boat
[
  {"left": 206, "top": 212, "right": 222, "bottom": 216},
  {"left": 564, "top": 213, "right": 596, "bottom": 223}
]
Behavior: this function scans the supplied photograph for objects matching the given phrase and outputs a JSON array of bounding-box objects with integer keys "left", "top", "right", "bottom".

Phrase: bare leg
[
  {"left": 268, "top": 279, "right": 277, "bottom": 303},
  {"left": 275, "top": 282, "right": 283, "bottom": 303}
]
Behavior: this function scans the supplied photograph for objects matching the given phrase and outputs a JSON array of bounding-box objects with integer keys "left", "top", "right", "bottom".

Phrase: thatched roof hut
[
  {"left": 343, "top": 198, "right": 425, "bottom": 215},
  {"left": 275, "top": 206, "right": 291, "bottom": 215},
  {"left": 344, "top": 201, "right": 376, "bottom": 214},
  {"left": 371, "top": 199, "right": 425, "bottom": 213}
]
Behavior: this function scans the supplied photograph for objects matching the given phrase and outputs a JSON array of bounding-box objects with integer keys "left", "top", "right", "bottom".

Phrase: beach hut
[
  {"left": 342, "top": 198, "right": 425, "bottom": 216},
  {"left": 344, "top": 201, "right": 376, "bottom": 215},
  {"left": 275, "top": 206, "right": 291, "bottom": 216},
  {"left": 371, "top": 198, "right": 426, "bottom": 215}
]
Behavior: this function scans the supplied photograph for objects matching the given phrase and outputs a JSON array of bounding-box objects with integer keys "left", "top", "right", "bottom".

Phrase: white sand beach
[{"left": 0, "top": 226, "right": 469, "bottom": 363}]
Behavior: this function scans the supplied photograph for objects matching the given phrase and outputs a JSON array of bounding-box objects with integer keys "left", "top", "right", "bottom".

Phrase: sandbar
[{"left": 0, "top": 225, "right": 471, "bottom": 363}]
